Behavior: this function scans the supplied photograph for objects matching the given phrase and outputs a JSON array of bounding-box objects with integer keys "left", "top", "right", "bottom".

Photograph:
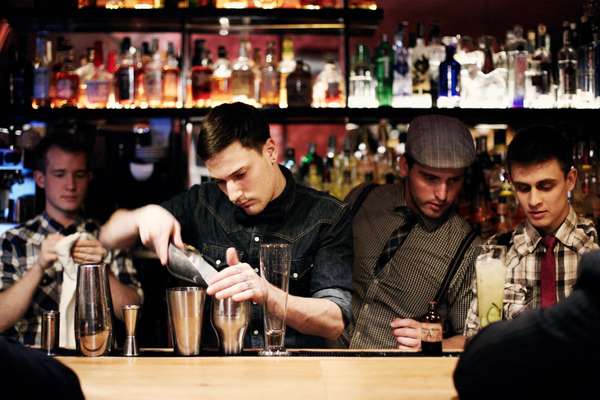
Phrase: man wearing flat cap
[{"left": 347, "top": 115, "right": 480, "bottom": 350}]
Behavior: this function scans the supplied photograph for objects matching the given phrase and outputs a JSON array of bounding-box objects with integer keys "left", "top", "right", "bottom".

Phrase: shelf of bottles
[{"left": 5, "top": 14, "right": 600, "bottom": 124}]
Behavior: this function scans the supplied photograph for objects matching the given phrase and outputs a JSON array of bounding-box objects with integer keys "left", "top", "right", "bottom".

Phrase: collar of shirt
[
  {"left": 233, "top": 165, "right": 297, "bottom": 226},
  {"left": 40, "top": 212, "right": 84, "bottom": 236},
  {"left": 392, "top": 178, "right": 452, "bottom": 232},
  {"left": 515, "top": 206, "right": 581, "bottom": 255}
]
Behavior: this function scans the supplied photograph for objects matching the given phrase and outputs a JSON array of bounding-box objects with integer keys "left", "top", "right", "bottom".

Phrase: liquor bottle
[
  {"left": 313, "top": 59, "right": 344, "bottom": 107},
  {"left": 259, "top": 41, "right": 280, "bottom": 107},
  {"left": 115, "top": 37, "right": 136, "bottom": 107},
  {"left": 190, "top": 40, "right": 212, "bottom": 107},
  {"left": 426, "top": 23, "right": 445, "bottom": 105},
  {"left": 558, "top": 21, "right": 578, "bottom": 106},
  {"left": 420, "top": 301, "right": 443, "bottom": 356},
  {"left": 135, "top": 41, "right": 152, "bottom": 106},
  {"left": 252, "top": 47, "right": 262, "bottom": 103},
  {"left": 210, "top": 45, "right": 232, "bottom": 105},
  {"left": 231, "top": 39, "right": 255, "bottom": 104},
  {"left": 135, "top": 0, "right": 155, "bottom": 7},
  {"left": 412, "top": 22, "right": 431, "bottom": 96},
  {"left": 374, "top": 34, "right": 393, "bottom": 107},
  {"left": 279, "top": 37, "right": 296, "bottom": 107},
  {"left": 438, "top": 39, "right": 460, "bottom": 100},
  {"left": 349, "top": 43, "right": 376, "bottom": 107},
  {"left": 299, "top": 0, "right": 320, "bottom": 9},
  {"left": 253, "top": 0, "right": 283, "bottom": 9},
  {"left": 336, "top": 135, "right": 358, "bottom": 199},
  {"left": 162, "top": 41, "right": 180, "bottom": 107},
  {"left": 324, "top": 135, "right": 338, "bottom": 195},
  {"left": 215, "top": 0, "right": 249, "bottom": 8},
  {"left": 511, "top": 44, "right": 528, "bottom": 108},
  {"left": 286, "top": 59, "right": 312, "bottom": 107},
  {"left": 348, "top": 0, "right": 376, "bottom": 9},
  {"left": 85, "top": 41, "right": 112, "bottom": 108},
  {"left": 392, "top": 22, "right": 412, "bottom": 103},
  {"left": 33, "top": 35, "right": 51, "bottom": 108},
  {"left": 144, "top": 40, "right": 163, "bottom": 108},
  {"left": 53, "top": 37, "right": 80, "bottom": 108},
  {"left": 300, "top": 143, "right": 323, "bottom": 189},
  {"left": 282, "top": 148, "right": 298, "bottom": 179},
  {"left": 9, "top": 36, "right": 33, "bottom": 108}
]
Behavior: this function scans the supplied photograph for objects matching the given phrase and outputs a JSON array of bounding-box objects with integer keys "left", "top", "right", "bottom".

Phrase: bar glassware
[
  {"left": 476, "top": 245, "right": 507, "bottom": 327},
  {"left": 259, "top": 243, "right": 291, "bottom": 356}
]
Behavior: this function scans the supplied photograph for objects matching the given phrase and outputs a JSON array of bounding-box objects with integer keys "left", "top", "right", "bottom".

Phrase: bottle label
[
  {"left": 116, "top": 68, "right": 135, "bottom": 101},
  {"left": 33, "top": 67, "right": 50, "bottom": 100},
  {"left": 55, "top": 78, "right": 75, "bottom": 100},
  {"left": 421, "top": 322, "right": 442, "bottom": 343}
]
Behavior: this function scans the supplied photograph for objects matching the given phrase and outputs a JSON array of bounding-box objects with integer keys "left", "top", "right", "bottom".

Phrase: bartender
[
  {"left": 100, "top": 102, "right": 353, "bottom": 348},
  {"left": 347, "top": 115, "right": 480, "bottom": 350}
]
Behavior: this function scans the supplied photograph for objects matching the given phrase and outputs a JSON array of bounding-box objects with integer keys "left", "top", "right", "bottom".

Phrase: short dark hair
[
  {"left": 196, "top": 102, "right": 270, "bottom": 160},
  {"left": 506, "top": 125, "right": 572, "bottom": 177},
  {"left": 34, "top": 133, "right": 91, "bottom": 173}
]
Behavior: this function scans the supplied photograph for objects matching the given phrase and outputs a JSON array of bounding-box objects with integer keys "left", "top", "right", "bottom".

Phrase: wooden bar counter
[{"left": 57, "top": 350, "right": 459, "bottom": 400}]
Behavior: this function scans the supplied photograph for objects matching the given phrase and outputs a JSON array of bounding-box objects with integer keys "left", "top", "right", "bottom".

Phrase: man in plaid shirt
[
  {"left": 0, "top": 133, "right": 142, "bottom": 345},
  {"left": 464, "top": 126, "right": 598, "bottom": 337}
]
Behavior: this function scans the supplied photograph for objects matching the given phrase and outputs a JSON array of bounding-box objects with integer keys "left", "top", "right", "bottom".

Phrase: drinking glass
[
  {"left": 476, "top": 245, "right": 507, "bottom": 327},
  {"left": 259, "top": 243, "right": 291, "bottom": 356}
]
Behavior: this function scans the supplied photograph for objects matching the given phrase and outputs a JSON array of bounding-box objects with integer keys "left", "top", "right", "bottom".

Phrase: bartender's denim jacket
[{"left": 162, "top": 166, "right": 353, "bottom": 349}]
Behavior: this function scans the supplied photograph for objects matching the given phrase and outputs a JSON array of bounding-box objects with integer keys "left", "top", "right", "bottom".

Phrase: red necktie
[{"left": 540, "top": 235, "right": 558, "bottom": 308}]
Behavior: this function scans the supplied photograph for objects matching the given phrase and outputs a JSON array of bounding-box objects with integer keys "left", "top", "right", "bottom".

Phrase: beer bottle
[{"left": 421, "top": 301, "right": 443, "bottom": 355}]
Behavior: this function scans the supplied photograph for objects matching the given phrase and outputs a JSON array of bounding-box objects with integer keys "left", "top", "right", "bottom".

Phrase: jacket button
[{"left": 254, "top": 237, "right": 260, "bottom": 242}]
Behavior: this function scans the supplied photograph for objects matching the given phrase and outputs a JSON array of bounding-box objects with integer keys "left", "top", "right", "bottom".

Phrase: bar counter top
[{"left": 57, "top": 349, "right": 460, "bottom": 400}]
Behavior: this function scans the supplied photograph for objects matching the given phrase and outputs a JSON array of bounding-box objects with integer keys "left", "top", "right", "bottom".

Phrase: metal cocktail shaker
[
  {"left": 75, "top": 263, "right": 114, "bottom": 357},
  {"left": 211, "top": 297, "right": 250, "bottom": 355}
]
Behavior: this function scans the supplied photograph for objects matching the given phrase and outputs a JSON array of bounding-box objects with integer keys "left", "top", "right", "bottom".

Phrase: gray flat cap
[{"left": 406, "top": 115, "right": 476, "bottom": 169}]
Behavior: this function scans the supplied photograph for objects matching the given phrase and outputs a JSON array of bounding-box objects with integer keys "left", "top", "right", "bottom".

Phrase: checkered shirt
[
  {"left": 0, "top": 213, "right": 143, "bottom": 345},
  {"left": 348, "top": 181, "right": 481, "bottom": 349},
  {"left": 464, "top": 207, "right": 598, "bottom": 337}
]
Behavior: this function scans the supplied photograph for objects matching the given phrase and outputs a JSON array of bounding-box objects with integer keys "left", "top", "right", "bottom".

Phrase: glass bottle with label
[
  {"left": 278, "top": 37, "right": 296, "bottom": 107},
  {"left": 411, "top": 22, "right": 431, "bottom": 96},
  {"left": 426, "top": 23, "right": 445, "bottom": 105},
  {"left": 85, "top": 41, "right": 113, "bottom": 108},
  {"left": 438, "top": 40, "right": 460, "bottom": 101},
  {"left": 8, "top": 36, "right": 33, "bottom": 108},
  {"left": 392, "top": 22, "right": 412, "bottom": 103},
  {"left": 162, "top": 41, "right": 180, "bottom": 107},
  {"left": 286, "top": 59, "right": 312, "bottom": 107},
  {"left": 33, "top": 35, "right": 52, "bottom": 108},
  {"left": 349, "top": 44, "right": 376, "bottom": 107},
  {"left": 144, "top": 39, "right": 163, "bottom": 107},
  {"left": 53, "top": 37, "right": 80, "bottom": 108},
  {"left": 115, "top": 37, "right": 135, "bottom": 107},
  {"left": 260, "top": 41, "right": 280, "bottom": 107},
  {"left": 231, "top": 39, "right": 255, "bottom": 104},
  {"left": 558, "top": 21, "right": 578, "bottom": 107},
  {"left": 375, "top": 34, "right": 393, "bottom": 106},
  {"left": 190, "top": 40, "right": 213, "bottom": 107},
  {"left": 210, "top": 45, "right": 232, "bottom": 105},
  {"left": 420, "top": 301, "right": 442, "bottom": 356},
  {"left": 313, "top": 59, "right": 343, "bottom": 107},
  {"left": 252, "top": 47, "right": 262, "bottom": 103}
]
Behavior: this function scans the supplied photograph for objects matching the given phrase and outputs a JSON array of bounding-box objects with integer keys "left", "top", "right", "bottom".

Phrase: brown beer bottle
[{"left": 421, "top": 301, "right": 443, "bottom": 356}]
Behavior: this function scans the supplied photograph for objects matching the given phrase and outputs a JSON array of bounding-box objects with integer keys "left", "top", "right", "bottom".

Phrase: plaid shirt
[
  {"left": 348, "top": 181, "right": 481, "bottom": 349},
  {"left": 0, "top": 213, "right": 143, "bottom": 345},
  {"left": 464, "top": 207, "right": 598, "bottom": 337}
]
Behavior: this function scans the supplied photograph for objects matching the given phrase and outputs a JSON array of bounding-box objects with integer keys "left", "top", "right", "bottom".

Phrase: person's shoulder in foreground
[
  {"left": 0, "top": 336, "right": 84, "bottom": 400},
  {"left": 454, "top": 249, "right": 600, "bottom": 399}
]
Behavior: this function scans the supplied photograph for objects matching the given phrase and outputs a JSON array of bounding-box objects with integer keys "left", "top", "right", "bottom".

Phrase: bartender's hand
[
  {"left": 134, "top": 205, "right": 184, "bottom": 265},
  {"left": 206, "top": 248, "right": 268, "bottom": 304},
  {"left": 391, "top": 318, "right": 421, "bottom": 351},
  {"left": 72, "top": 237, "right": 107, "bottom": 264},
  {"left": 37, "top": 234, "right": 63, "bottom": 270}
]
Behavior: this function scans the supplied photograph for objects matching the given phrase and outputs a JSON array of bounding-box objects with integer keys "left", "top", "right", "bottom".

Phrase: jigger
[
  {"left": 211, "top": 298, "right": 250, "bottom": 355},
  {"left": 122, "top": 305, "right": 140, "bottom": 357}
]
